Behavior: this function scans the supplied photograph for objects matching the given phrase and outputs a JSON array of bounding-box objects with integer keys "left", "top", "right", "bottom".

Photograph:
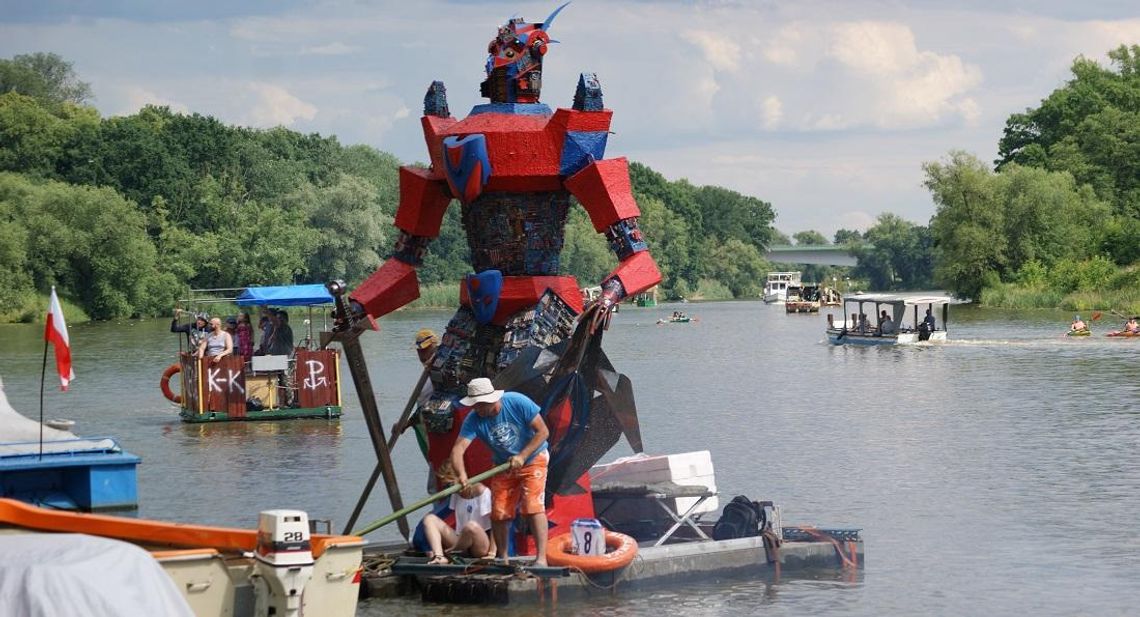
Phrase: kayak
[
  {"left": 1067, "top": 329, "right": 1091, "bottom": 337},
  {"left": 1106, "top": 330, "right": 1140, "bottom": 337}
]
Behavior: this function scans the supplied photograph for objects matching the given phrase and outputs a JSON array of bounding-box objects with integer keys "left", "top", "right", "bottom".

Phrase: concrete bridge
[{"left": 764, "top": 245, "right": 862, "bottom": 267}]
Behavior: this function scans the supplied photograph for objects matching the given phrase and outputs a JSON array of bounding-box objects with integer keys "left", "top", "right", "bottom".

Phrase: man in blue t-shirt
[{"left": 451, "top": 377, "right": 551, "bottom": 566}]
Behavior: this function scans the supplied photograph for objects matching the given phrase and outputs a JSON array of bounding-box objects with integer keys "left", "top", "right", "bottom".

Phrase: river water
[{"left": 2, "top": 301, "right": 1139, "bottom": 616}]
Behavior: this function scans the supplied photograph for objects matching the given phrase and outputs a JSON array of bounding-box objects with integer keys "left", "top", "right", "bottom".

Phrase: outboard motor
[{"left": 252, "top": 510, "right": 315, "bottom": 617}]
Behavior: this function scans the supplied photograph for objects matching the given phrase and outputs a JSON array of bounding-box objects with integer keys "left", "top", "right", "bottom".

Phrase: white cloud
[
  {"left": 246, "top": 83, "right": 317, "bottom": 127},
  {"left": 762, "top": 23, "right": 807, "bottom": 66},
  {"left": 829, "top": 21, "right": 918, "bottom": 75},
  {"left": 681, "top": 29, "right": 742, "bottom": 72},
  {"left": 121, "top": 86, "right": 189, "bottom": 115},
  {"left": 827, "top": 21, "right": 983, "bottom": 128},
  {"left": 761, "top": 95, "right": 782, "bottom": 129},
  {"left": 300, "top": 42, "right": 359, "bottom": 56},
  {"left": 1067, "top": 19, "right": 1140, "bottom": 63}
]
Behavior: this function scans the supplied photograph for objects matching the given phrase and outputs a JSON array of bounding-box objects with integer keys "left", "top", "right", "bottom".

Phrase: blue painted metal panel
[
  {"left": 559, "top": 131, "right": 608, "bottom": 176},
  {"left": 469, "top": 103, "right": 552, "bottom": 116}
]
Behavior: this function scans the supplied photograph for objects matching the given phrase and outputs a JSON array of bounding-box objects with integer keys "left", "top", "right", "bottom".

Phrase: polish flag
[{"left": 45, "top": 286, "right": 75, "bottom": 391}]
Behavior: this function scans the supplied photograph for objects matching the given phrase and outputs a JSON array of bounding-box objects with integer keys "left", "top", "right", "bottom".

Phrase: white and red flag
[{"left": 45, "top": 286, "right": 75, "bottom": 390}]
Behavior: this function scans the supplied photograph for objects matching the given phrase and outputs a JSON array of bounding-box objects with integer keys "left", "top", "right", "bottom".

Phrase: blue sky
[{"left": 3, "top": 0, "right": 1139, "bottom": 237}]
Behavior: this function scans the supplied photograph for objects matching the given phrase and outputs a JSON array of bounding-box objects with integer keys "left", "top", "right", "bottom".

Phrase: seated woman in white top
[{"left": 421, "top": 461, "right": 495, "bottom": 564}]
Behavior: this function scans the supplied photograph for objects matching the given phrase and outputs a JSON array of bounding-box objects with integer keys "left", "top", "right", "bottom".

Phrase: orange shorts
[{"left": 489, "top": 451, "right": 548, "bottom": 521}]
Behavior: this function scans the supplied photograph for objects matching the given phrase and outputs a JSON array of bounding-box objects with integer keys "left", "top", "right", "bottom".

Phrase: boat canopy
[
  {"left": 236, "top": 284, "right": 334, "bottom": 307},
  {"left": 842, "top": 293, "right": 953, "bottom": 307}
]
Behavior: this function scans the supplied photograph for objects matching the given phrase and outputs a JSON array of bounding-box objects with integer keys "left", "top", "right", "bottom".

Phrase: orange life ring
[
  {"left": 160, "top": 363, "right": 182, "bottom": 405},
  {"left": 546, "top": 530, "right": 638, "bottom": 574}
]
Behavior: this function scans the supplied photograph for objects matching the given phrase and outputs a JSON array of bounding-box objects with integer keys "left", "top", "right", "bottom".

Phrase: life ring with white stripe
[
  {"left": 546, "top": 530, "right": 638, "bottom": 573},
  {"left": 160, "top": 363, "right": 182, "bottom": 405}
]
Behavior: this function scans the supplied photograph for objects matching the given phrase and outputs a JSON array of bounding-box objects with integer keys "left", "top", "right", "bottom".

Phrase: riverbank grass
[{"left": 0, "top": 292, "right": 90, "bottom": 324}]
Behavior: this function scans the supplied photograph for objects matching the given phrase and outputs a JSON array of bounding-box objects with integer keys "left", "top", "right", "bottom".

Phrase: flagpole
[{"left": 39, "top": 337, "right": 48, "bottom": 460}]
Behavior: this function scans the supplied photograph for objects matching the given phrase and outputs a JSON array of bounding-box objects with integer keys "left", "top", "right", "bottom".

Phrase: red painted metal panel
[
  {"left": 458, "top": 275, "right": 584, "bottom": 324},
  {"left": 565, "top": 157, "right": 641, "bottom": 231},
  {"left": 394, "top": 166, "right": 453, "bottom": 236},
  {"left": 202, "top": 356, "right": 247, "bottom": 417},
  {"left": 351, "top": 257, "right": 420, "bottom": 318},
  {"left": 295, "top": 349, "right": 339, "bottom": 408}
]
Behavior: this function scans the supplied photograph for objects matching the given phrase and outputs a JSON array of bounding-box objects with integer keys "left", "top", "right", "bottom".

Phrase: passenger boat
[
  {"left": 826, "top": 293, "right": 951, "bottom": 345},
  {"left": 0, "top": 497, "right": 364, "bottom": 617},
  {"left": 162, "top": 285, "right": 343, "bottom": 423},
  {"left": 820, "top": 286, "right": 842, "bottom": 307},
  {"left": 785, "top": 284, "right": 822, "bottom": 313},
  {"left": 0, "top": 376, "right": 140, "bottom": 511},
  {"left": 635, "top": 287, "right": 658, "bottom": 307},
  {"left": 763, "top": 272, "right": 801, "bottom": 304}
]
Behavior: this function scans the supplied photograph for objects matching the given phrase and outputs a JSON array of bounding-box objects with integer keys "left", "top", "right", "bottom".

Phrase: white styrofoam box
[
  {"left": 251, "top": 355, "right": 289, "bottom": 372},
  {"left": 591, "top": 450, "right": 714, "bottom": 482},
  {"left": 590, "top": 451, "right": 719, "bottom": 515}
]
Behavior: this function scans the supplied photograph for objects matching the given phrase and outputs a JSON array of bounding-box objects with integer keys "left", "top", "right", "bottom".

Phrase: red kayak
[{"left": 1106, "top": 330, "right": 1140, "bottom": 337}]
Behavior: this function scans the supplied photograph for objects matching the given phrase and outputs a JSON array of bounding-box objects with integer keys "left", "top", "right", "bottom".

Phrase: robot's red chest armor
[{"left": 423, "top": 106, "right": 613, "bottom": 198}]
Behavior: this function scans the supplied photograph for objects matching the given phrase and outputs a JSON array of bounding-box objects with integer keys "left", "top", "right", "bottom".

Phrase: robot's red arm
[
  {"left": 351, "top": 165, "right": 452, "bottom": 318},
  {"left": 564, "top": 157, "right": 662, "bottom": 305}
]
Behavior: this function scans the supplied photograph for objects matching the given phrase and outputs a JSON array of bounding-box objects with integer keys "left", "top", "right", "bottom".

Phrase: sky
[{"left": 3, "top": 0, "right": 1139, "bottom": 238}]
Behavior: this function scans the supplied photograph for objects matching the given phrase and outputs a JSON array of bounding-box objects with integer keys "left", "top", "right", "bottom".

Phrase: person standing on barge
[{"left": 450, "top": 378, "right": 550, "bottom": 567}]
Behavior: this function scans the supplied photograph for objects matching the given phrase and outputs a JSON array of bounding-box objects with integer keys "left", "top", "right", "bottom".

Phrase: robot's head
[{"left": 480, "top": 3, "right": 568, "bottom": 104}]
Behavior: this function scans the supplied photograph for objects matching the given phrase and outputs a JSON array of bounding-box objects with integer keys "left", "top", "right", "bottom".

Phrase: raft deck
[{"left": 361, "top": 526, "right": 863, "bottom": 604}]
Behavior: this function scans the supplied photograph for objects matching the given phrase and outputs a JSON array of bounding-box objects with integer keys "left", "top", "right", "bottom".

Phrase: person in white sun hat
[{"left": 450, "top": 377, "right": 550, "bottom": 566}]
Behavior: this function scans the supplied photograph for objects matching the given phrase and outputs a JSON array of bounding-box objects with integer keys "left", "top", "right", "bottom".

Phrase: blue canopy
[{"left": 236, "top": 284, "right": 334, "bottom": 307}]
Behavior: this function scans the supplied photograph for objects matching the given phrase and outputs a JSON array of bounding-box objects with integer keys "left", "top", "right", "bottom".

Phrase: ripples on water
[{"left": 3, "top": 302, "right": 1140, "bottom": 616}]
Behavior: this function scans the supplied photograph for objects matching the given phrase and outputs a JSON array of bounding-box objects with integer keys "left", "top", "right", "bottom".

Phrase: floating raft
[{"left": 361, "top": 526, "right": 863, "bottom": 605}]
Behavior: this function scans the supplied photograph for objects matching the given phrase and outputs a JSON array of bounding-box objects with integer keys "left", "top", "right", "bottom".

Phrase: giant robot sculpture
[{"left": 350, "top": 5, "right": 661, "bottom": 549}]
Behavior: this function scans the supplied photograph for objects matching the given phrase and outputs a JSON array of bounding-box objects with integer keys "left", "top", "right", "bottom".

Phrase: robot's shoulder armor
[{"left": 573, "top": 73, "right": 604, "bottom": 111}]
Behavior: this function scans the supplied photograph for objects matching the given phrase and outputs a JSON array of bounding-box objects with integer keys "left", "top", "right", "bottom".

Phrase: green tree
[
  {"left": 0, "top": 52, "right": 92, "bottom": 108},
  {"left": 854, "top": 214, "right": 933, "bottom": 290},
  {"left": 925, "top": 151, "right": 1007, "bottom": 299},
  {"left": 0, "top": 173, "right": 167, "bottom": 318},
  {"left": 291, "top": 173, "right": 387, "bottom": 284},
  {"left": 793, "top": 230, "right": 828, "bottom": 245},
  {"left": 638, "top": 195, "right": 691, "bottom": 295},
  {"left": 833, "top": 228, "right": 863, "bottom": 245},
  {"left": 997, "top": 45, "right": 1140, "bottom": 222},
  {"left": 695, "top": 238, "right": 767, "bottom": 298},
  {"left": 561, "top": 207, "right": 615, "bottom": 286}
]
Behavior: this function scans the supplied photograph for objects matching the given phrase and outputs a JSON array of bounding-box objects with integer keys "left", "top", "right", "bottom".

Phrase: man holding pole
[{"left": 451, "top": 377, "right": 550, "bottom": 566}]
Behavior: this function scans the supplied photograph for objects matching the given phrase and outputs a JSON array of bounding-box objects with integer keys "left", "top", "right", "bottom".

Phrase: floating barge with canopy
[
  {"left": 162, "top": 284, "right": 343, "bottom": 423},
  {"left": 826, "top": 293, "right": 952, "bottom": 346}
]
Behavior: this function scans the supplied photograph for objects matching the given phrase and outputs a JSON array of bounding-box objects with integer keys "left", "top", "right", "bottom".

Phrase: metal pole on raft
[
  {"left": 341, "top": 364, "right": 431, "bottom": 534},
  {"left": 320, "top": 280, "right": 410, "bottom": 540}
]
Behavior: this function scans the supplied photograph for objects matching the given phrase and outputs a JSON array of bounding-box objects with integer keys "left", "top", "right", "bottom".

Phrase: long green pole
[{"left": 353, "top": 462, "right": 511, "bottom": 536}]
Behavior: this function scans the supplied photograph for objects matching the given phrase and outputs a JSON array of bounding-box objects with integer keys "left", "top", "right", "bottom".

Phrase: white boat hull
[{"left": 826, "top": 329, "right": 947, "bottom": 346}]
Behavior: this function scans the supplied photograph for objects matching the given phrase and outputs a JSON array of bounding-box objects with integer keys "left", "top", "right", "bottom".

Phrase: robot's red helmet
[{"left": 481, "top": 3, "right": 568, "bottom": 104}]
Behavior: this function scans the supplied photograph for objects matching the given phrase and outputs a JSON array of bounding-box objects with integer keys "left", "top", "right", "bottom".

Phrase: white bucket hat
[{"left": 459, "top": 377, "right": 503, "bottom": 406}]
